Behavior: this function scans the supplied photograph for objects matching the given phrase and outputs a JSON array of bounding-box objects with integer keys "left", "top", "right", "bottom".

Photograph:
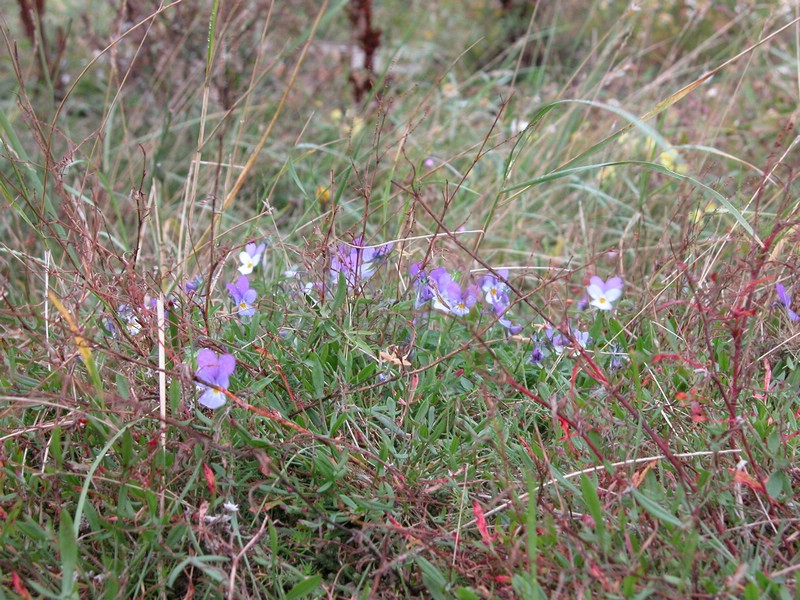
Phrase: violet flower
[
  {"left": 238, "top": 242, "right": 266, "bottom": 275},
  {"left": 776, "top": 283, "right": 800, "bottom": 321},
  {"left": 586, "top": 276, "right": 623, "bottom": 311},
  {"left": 529, "top": 340, "right": 545, "bottom": 365},
  {"left": 330, "top": 236, "right": 393, "bottom": 289},
  {"left": 429, "top": 268, "right": 479, "bottom": 317},
  {"left": 410, "top": 262, "right": 435, "bottom": 308},
  {"left": 195, "top": 349, "right": 236, "bottom": 409},
  {"left": 185, "top": 275, "right": 203, "bottom": 294},
  {"left": 226, "top": 275, "right": 257, "bottom": 318},
  {"left": 494, "top": 301, "right": 522, "bottom": 335},
  {"left": 117, "top": 304, "right": 142, "bottom": 336},
  {"left": 546, "top": 326, "right": 589, "bottom": 356},
  {"left": 480, "top": 269, "right": 511, "bottom": 308}
]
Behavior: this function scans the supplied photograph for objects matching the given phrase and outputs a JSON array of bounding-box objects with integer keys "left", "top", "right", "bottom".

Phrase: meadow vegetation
[{"left": 2, "top": 0, "right": 800, "bottom": 597}]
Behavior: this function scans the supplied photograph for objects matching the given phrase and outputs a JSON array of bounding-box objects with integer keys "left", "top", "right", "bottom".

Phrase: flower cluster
[
  {"left": 330, "top": 236, "right": 393, "bottom": 290},
  {"left": 410, "top": 264, "right": 521, "bottom": 333}
]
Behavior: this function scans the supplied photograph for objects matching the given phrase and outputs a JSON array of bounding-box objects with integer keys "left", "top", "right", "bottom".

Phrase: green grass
[{"left": 2, "top": 0, "right": 800, "bottom": 598}]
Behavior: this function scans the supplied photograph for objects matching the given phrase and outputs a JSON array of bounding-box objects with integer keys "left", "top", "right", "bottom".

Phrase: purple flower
[
  {"left": 195, "top": 349, "right": 236, "bottom": 409},
  {"left": 226, "top": 275, "right": 257, "bottom": 318},
  {"left": 776, "top": 283, "right": 800, "bottom": 321},
  {"left": 410, "top": 262, "right": 435, "bottom": 308},
  {"left": 586, "top": 276, "right": 623, "bottom": 311},
  {"left": 330, "top": 236, "right": 393, "bottom": 289},
  {"left": 429, "top": 268, "right": 478, "bottom": 317},
  {"left": 185, "top": 275, "right": 203, "bottom": 294},
  {"left": 546, "top": 326, "right": 589, "bottom": 356},
  {"left": 494, "top": 301, "right": 523, "bottom": 335},
  {"left": 480, "top": 269, "right": 511, "bottom": 308},
  {"left": 238, "top": 242, "right": 267, "bottom": 275},
  {"left": 529, "top": 339, "right": 545, "bottom": 365},
  {"left": 118, "top": 304, "right": 142, "bottom": 336},
  {"left": 608, "top": 344, "right": 629, "bottom": 371}
]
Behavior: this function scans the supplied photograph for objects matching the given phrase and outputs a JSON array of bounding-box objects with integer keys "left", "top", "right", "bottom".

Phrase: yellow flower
[
  {"left": 316, "top": 185, "right": 331, "bottom": 207},
  {"left": 658, "top": 147, "right": 687, "bottom": 174}
]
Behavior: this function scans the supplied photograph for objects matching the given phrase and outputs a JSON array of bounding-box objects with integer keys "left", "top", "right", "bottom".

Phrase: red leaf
[
  {"left": 731, "top": 468, "right": 766, "bottom": 493},
  {"left": 473, "top": 499, "right": 497, "bottom": 546},
  {"left": 203, "top": 462, "right": 216, "bottom": 495},
  {"left": 12, "top": 573, "right": 31, "bottom": 600}
]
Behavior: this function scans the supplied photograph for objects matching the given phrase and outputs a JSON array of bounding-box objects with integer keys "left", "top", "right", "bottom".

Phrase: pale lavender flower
[
  {"left": 480, "top": 269, "right": 511, "bottom": 308},
  {"left": 226, "top": 275, "right": 257, "bottom": 318},
  {"left": 775, "top": 283, "right": 800, "bottom": 321},
  {"left": 429, "top": 268, "right": 478, "bottom": 317},
  {"left": 330, "top": 236, "right": 393, "bottom": 289},
  {"left": 493, "top": 301, "right": 522, "bottom": 335},
  {"left": 608, "top": 344, "right": 629, "bottom": 371},
  {"left": 546, "top": 326, "right": 589, "bottom": 356},
  {"left": 587, "top": 276, "right": 623, "bottom": 311},
  {"left": 410, "top": 262, "right": 435, "bottom": 308},
  {"left": 238, "top": 242, "right": 267, "bottom": 275},
  {"left": 185, "top": 275, "right": 203, "bottom": 294},
  {"left": 195, "top": 349, "right": 236, "bottom": 409},
  {"left": 118, "top": 304, "right": 142, "bottom": 336}
]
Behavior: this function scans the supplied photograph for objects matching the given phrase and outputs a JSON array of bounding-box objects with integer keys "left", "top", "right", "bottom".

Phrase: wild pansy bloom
[
  {"left": 546, "top": 326, "right": 589, "bottom": 356},
  {"left": 429, "top": 268, "right": 479, "bottom": 317},
  {"left": 586, "top": 276, "right": 623, "bottom": 311},
  {"left": 330, "top": 236, "right": 393, "bottom": 289},
  {"left": 529, "top": 338, "right": 545, "bottom": 365},
  {"left": 494, "top": 301, "right": 522, "bottom": 335},
  {"left": 185, "top": 275, "right": 203, "bottom": 294},
  {"left": 480, "top": 269, "right": 511, "bottom": 308},
  {"left": 775, "top": 283, "right": 800, "bottom": 321},
  {"left": 409, "top": 262, "right": 435, "bottom": 308},
  {"left": 195, "top": 349, "right": 236, "bottom": 409},
  {"left": 226, "top": 275, "right": 257, "bottom": 318},
  {"left": 118, "top": 304, "right": 142, "bottom": 336},
  {"left": 238, "top": 242, "right": 266, "bottom": 275}
]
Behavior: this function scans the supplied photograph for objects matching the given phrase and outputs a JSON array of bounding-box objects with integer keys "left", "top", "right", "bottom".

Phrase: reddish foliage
[
  {"left": 203, "top": 462, "right": 216, "bottom": 495},
  {"left": 12, "top": 572, "right": 31, "bottom": 600},
  {"left": 472, "top": 499, "right": 498, "bottom": 546}
]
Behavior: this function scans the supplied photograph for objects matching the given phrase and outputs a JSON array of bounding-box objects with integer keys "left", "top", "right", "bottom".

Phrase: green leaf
[
  {"left": 417, "top": 557, "right": 448, "bottom": 600},
  {"left": 285, "top": 574, "right": 322, "bottom": 600},
  {"left": 59, "top": 509, "right": 77, "bottom": 599},
  {"left": 766, "top": 470, "right": 788, "bottom": 500},
  {"left": 631, "top": 488, "right": 686, "bottom": 529},
  {"left": 580, "top": 474, "right": 606, "bottom": 552}
]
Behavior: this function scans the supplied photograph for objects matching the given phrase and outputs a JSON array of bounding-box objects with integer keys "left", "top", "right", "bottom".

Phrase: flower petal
[
  {"left": 776, "top": 283, "right": 791, "bottom": 307},
  {"left": 198, "top": 388, "right": 227, "bottom": 409},
  {"left": 217, "top": 353, "right": 236, "bottom": 378},
  {"left": 197, "top": 348, "right": 217, "bottom": 369},
  {"left": 586, "top": 284, "right": 604, "bottom": 299}
]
